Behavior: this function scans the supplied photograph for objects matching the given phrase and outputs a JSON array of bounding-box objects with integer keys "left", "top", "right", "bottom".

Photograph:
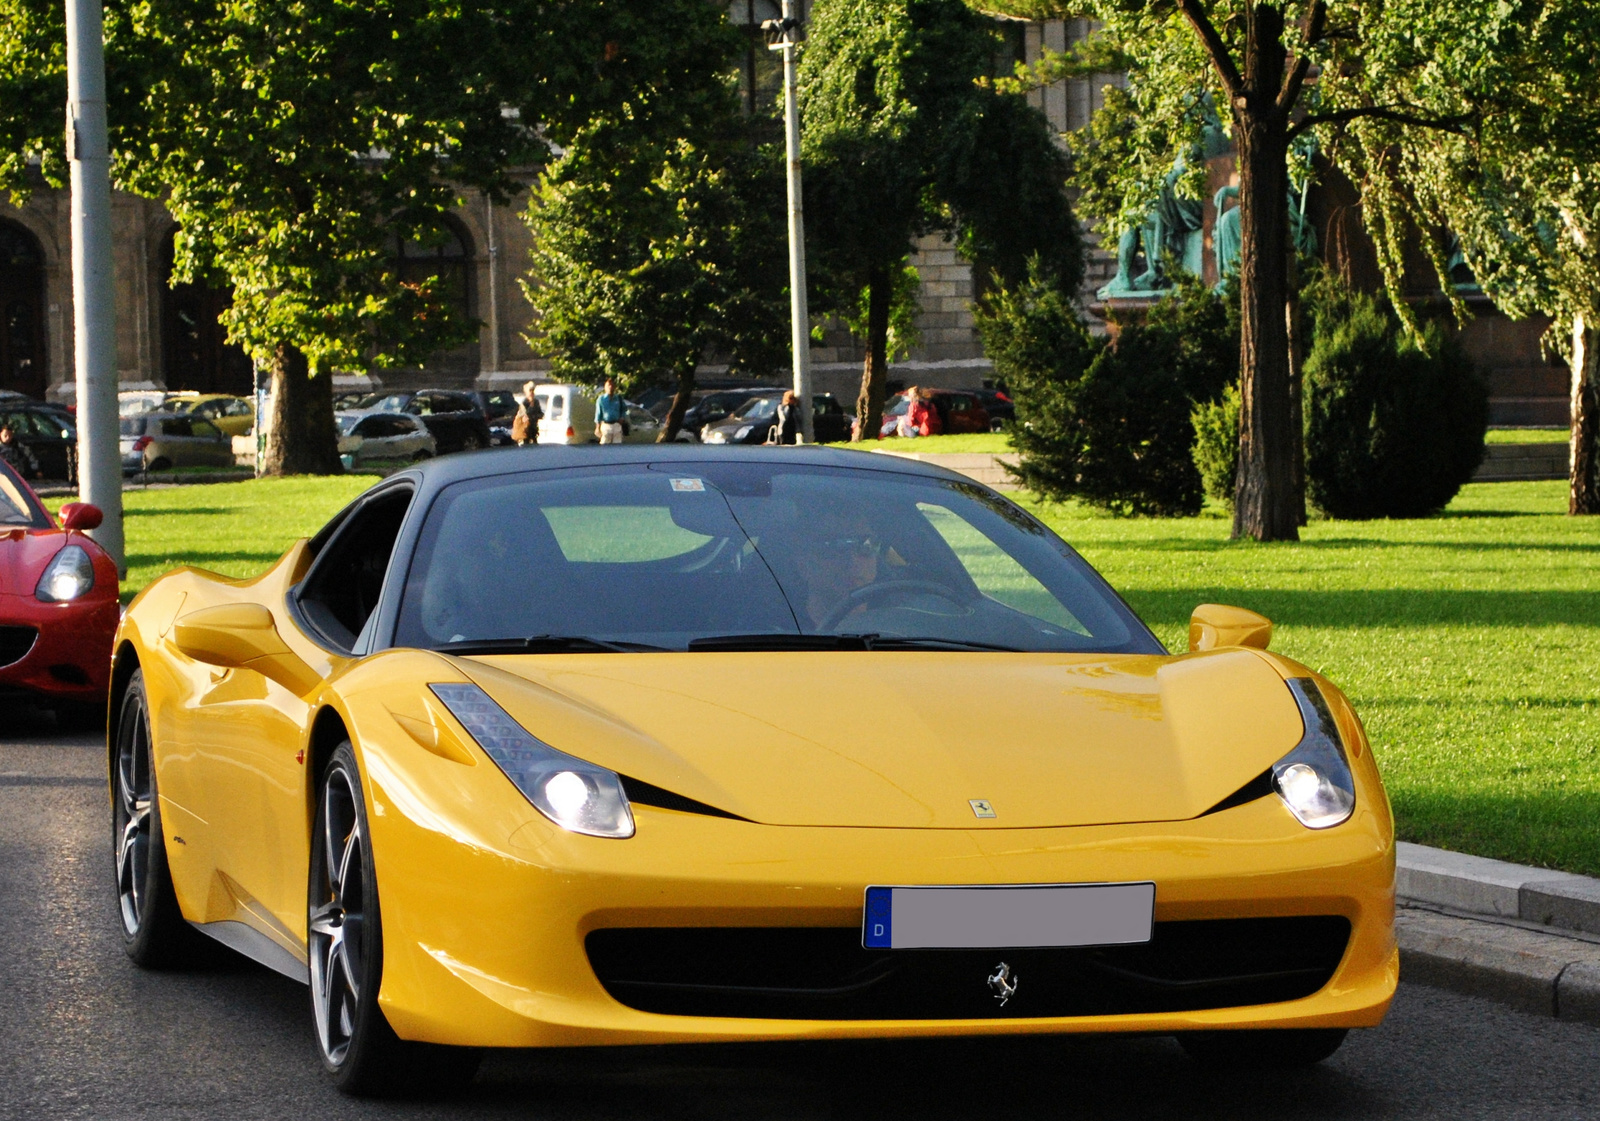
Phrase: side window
[
  {"left": 296, "top": 488, "right": 414, "bottom": 650},
  {"left": 545, "top": 395, "right": 565, "bottom": 420},
  {"left": 191, "top": 419, "right": 221, "bottom": 439},
  {"left": 161, "top": 417, "right": 192, "bottom": 437},
  {"left": 354, "top": 417, "right": 380, "bottom": 438}
]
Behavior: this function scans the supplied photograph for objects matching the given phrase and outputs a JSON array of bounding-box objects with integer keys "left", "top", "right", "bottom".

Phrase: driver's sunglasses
[{"left": 820, "top": 534, "right": 883, "bottom": 559}]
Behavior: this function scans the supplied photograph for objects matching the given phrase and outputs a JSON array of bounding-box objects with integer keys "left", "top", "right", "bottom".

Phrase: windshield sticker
[{"left": 670, "top": 478, "right": 705, "bottom": 492}]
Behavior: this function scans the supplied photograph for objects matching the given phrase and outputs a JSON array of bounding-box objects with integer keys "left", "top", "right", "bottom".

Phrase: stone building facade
[{"left": 0, "top": 13, "right": 1564, "bottom": 424}]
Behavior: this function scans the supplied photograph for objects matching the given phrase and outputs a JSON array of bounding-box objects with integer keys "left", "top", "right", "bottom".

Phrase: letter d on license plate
[{"left": 862, "top": 882, "right": 1155, "bottom": 949}]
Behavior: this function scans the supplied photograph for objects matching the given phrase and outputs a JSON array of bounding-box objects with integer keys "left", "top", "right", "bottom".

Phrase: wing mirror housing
[
  {"left": 170, "top": 602, "right": 320, "bottom": 694},
  {"left": 1188, "top": 603, "right": 1273, "bottom": 652},
  {"left": 58, "top": 502, "right": 103, "bottom": 531}
]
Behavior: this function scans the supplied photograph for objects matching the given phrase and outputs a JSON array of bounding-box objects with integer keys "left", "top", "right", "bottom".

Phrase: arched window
[
  {"left": 159, "top": 230, "right": 253, "bottom": 395},
  {"left": 0, "top": 221, "right": 46, "bottom": 399},
  {"left": 391, "top": 220, "right": 473, "bottom": 325}
]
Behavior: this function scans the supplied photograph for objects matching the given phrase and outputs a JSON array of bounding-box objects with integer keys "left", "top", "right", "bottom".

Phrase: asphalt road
[{"left": 3, "top": 705, "right": 1597, "bottom": 1121}]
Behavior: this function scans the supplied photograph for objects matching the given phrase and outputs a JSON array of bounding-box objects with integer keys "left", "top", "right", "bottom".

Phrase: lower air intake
[{"left": 586, "top": 916, "right": 1350, "bottom": 1020}]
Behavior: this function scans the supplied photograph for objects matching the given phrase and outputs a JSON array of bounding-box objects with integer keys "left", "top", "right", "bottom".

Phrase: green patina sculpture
[
  {"left": 1211, "top": 186, "right": 1317, "bottom": 290},
  {"left": 1096, "top": 161, "right": 1205, "bottom": 299}
]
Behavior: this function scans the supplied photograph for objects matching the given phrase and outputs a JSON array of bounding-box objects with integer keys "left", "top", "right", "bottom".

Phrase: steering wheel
[{"left": 818, "top": 580, "right": 971, "bottom": 631}]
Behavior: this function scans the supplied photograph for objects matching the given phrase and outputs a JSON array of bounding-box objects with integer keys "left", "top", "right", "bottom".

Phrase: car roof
[
  {"left": 381, "top": 443, "right": 982, "bottom": 498},
  {"left": 337, "top": 408, "right": 424, "bottom": 421}
]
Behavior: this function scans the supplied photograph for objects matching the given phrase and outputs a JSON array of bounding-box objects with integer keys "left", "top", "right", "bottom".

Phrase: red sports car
[{"left": 0, "top": 457, "right": 119, "bottom": 722}]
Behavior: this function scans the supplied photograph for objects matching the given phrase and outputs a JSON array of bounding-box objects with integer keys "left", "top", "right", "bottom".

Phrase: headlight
[
  {"left": 35, "top": 545, "right": 95, "bottom": 603},
  {"left": 429, "top": 683, "right": 634, "bottom": 838},
  {"left": 734, "top": 425, "right": 753, "bottom": 441},
  {"left": 1272, "top": 678, "right": 1356, "bottom": 829},
  {"left": 703, "top": 428, "right": 725, "bottom": 444}
]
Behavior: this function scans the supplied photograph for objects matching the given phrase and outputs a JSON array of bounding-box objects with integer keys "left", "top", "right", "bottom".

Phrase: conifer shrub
[
  {"left": 1191, "top": 381, "right": 1240, "bottom": 506},
  {"left": 977, "top": 269, "right": 1235, "bottom": 515},
  {"left": 1303, "top": 279, "right": 1489, "bottom": 519}
]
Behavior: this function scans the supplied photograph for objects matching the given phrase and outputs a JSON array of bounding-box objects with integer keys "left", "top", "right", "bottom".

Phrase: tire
[
  {"left": 309, "top": 743, "right": 481, "bottom": 1096},
  {"left": 1177, "top": 1028, "right": 1348, "bottom": 1068},
  {"left": 113, "top": 670, "right": 198, "bottom": 967}
]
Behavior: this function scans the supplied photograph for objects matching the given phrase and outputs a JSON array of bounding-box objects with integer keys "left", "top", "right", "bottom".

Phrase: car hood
[
  {"left": 451, "top": 649, "right": 1306, "bottom": 829},
  {"left": 0, "top": 528, "right": 63, "bottom": 595}
]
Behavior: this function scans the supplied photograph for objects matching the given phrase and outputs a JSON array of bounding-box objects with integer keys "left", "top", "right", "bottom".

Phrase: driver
[{"left": 793, "top": 505, "right": 884, "bottom": 629}]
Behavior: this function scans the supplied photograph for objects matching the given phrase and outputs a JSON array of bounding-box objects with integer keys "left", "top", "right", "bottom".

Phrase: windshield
[
  {"left": 354, "top": 393, "right": 408, "bottom": 412},
  {"left": 336, "top": 415, "right": 361, "bottom": 435},
  {"left": 0, "top": 462, "right": 48, "bottom": 527},
  {"left": 732, "top": 397, "right": 778, "bottom": 421},
  {"left": 394, "top": 463, "right": 1160, "bottom": 654}
]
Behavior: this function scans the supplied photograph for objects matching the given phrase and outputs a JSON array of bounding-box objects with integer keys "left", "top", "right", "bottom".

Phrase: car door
[
  {"left": 22, "top": 409, "right": 73, "bottom": 479},
  {"left": 191, "top": 484, "right": 415, "bottom": 951},
  {"left": 188, "top": 417, "right": 233, "bottom": 466},
  {"left": 942, "top": 393, "right": 987, "bottom": 433},
  {"left": 353, "top": 416, "right": 395, "bottom": 461}
]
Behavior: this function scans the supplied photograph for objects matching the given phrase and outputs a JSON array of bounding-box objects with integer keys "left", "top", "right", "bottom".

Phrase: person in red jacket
[{"left": 903, "top": 387, "right": 942, "bottom": 437}]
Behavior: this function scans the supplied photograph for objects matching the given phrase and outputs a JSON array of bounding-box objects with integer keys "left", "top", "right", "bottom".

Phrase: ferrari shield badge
[
  {"left": 988, "top": 962, "right": 1019, "bottom": 1006},
  {"left": 969, "top": 799, "right": 996, "bottom": 819}
]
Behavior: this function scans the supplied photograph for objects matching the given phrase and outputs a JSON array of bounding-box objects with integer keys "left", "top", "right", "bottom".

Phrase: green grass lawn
[
  {"left": 854, "top": 432, "right": 1014, "bottom": 454},
  {"left": 54, "top": 473, "right": 1599, "bottom": 875},
  {"left": 1485, "top": 427, "right": 1570, "bottom": 444}
]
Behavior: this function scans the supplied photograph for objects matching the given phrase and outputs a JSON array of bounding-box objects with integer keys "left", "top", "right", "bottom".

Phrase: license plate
[{"left": 862, "top": 882, "right": 1155, "bottom": 949}]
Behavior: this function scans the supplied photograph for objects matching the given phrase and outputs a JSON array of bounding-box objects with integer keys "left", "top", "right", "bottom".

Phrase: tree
[
  {"left": 1334, "top": 1, "right": 1600, "bottom": 514},
  {"left": 975, "top": 2, "right": 1497, "bottom": 540},
  {"left": 799, "top": 0, "right": 1082, "bottom": 442},
  {"left": 0, "top": 0, "right": 720, "bottom": 473},
  {"left": 524, "top": 12, "right": 788, "bottom": 441}
]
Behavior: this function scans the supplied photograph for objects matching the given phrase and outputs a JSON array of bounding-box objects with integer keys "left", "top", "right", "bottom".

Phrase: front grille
[
  {"left": 0, "top": 626, "right": 38, "bottom": 669},
  {"left": 586, "top": 917, "right": 1351, "bottom": 1020}
]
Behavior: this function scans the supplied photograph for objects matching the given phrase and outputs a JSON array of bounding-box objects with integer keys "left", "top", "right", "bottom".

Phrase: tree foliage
[
  {"left": 524, "top": 16, "right": 789, "bottom": 440},
  {"left": 978, "top": 269, "right": 1234, "bottom": 515},
  {"left": 799, "top": 0, "right": 1082, "bottom": 440}
]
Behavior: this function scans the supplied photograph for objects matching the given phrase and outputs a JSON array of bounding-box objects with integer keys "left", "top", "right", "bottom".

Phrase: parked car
[
  {"left": 1, "top": 400, "right": 78, "bottom": 481},
  {"left": 118, "top": 389, "right": 169, "bottom": 418},
  {"left": 972, "top": 386, "right": 1015, "bottom": 430},
  {"left": 119, "top": 412, "right": 236, "bottom": 473},
  {"left": 162, "top": 392, "right": 257, "bottom": 437},
  {"left": 470, "top": 389, "right": 524, "bottom": 446},
  {"left": 0, "top": 459, "right": 119, "bottom": 724},
  {"left": 676, "top": 387, "right": 773, "bottom": 441},
  {"left": 336, "top": 411, "right": 437, "bottom": 466},
  {"left": 341, "top": 390, "right": 492, "bottom": 454},
  {"left": 878, "top": 388, "right": 991, "bottom": 438},
  {"left": 700, "top": 391, "right": 853, "bottom": 444}
]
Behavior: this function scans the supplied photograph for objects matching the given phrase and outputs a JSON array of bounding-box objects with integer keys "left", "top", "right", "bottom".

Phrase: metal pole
[
  {"left": 65, "top": 0, "right": 123, "bottom": 573},
  {"left": 776, "top": 0, "right": 814, "bottom": 444}
]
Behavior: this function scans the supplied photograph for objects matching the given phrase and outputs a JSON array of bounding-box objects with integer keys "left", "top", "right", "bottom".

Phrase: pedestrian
[
  {"left": 770, "top": 390, "right": 803, "bottom": 445},
  {"left": 595, "top": 378, "right": 625, "bottom": 445},
  {"left": 0, "top": 422, "right": 40, "bottom": 480},
  {"left": 511, "top": 381, "right": 543, "bottom": 446},
  {"left": 906, "top": 387, "right": 941, "bottom": 437}
]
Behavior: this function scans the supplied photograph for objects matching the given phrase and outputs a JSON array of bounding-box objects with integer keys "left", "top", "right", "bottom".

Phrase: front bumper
[
  {"left": 0, "top": 590, "right": 118, "bottom": 701},
  {"left": 365, "top": 765, "right": 1396, "bottom": 1048}
]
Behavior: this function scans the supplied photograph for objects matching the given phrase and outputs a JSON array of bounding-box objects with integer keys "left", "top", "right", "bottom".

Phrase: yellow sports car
[{"left": 108, "top": 446, "right": 1395, "bottom": 1095}]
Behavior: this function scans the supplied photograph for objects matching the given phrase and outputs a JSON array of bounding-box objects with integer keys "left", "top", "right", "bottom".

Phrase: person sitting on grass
[{"left": 0, "top": 423, "right": 40, "bottom": 480}]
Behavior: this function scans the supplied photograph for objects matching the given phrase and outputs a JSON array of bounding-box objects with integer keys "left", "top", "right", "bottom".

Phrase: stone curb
[
  {"left": 1397, "top": 841, "right": 1600, "bottom": 937},
  {"left": 1396, "top": 842, "right": 1600, "bottom": 1025}
]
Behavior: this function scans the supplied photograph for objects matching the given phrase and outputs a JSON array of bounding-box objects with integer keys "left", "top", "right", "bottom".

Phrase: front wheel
[
  {"left": 309, "top": 743, "right": 480, "bottom": 1096},
  {"left": 1177, "top": 1028, "right": 1348, "bottom": 1068}
]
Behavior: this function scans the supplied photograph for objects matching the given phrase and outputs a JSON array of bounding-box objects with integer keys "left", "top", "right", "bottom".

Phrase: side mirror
[
  {"left": 1188, "top": 603, "right": 1273, "bottom": 652},
  {"left": 171, "top": 603, "right": 319, "bottom": 694},
  {"left": 58, "top": 502, "right": 103, "bottom": 531}
]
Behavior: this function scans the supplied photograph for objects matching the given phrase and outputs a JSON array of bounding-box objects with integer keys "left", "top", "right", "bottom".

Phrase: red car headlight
[{"left": 35, "top": 544, "right": 96, "bottom": 602}]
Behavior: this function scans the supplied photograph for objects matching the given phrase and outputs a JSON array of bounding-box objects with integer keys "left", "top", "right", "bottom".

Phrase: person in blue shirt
[{"left": 595, "top": 379, "right": 625, "bottom": 444}]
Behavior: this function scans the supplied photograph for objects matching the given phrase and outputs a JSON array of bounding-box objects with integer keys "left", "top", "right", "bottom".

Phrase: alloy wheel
[
  {"left": 114, "top": 695, "right": 153, "bottom": 936},
  {"left": 309, "top": 765, "right": 367, "bottom": 1066}
]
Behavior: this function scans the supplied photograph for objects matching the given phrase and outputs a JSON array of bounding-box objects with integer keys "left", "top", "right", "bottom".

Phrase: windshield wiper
[
  {"left": 686, "top": 633, "right": 1020, "bottom": 653},
  {"left": 436, "top": 634, "right": 666, "bottom": 655}
]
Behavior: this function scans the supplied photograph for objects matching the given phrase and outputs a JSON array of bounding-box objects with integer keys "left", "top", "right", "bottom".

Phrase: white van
[
  {"left": 532, "top": 383, "right": 662, "bottom": 444},
  {"left": 533, "top": 383, "right": 597, "bottom": 445}
]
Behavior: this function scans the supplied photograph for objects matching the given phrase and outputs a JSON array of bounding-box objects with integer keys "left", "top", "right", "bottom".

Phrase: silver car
[
  {"left": 336, "top": 410, "right": 437, "bottom": 466},
  {"left": 119, "top": 412, "right": 236, "bottom": 473}
]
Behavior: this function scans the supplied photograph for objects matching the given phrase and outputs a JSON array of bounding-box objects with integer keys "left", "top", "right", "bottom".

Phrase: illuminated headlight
[
  {"left": 703, "top": 428, "right": 726, "bottom": 444},
  {"left": 734, "top": 425, "right": 753, "bottom": 441},
  {"left": 429, "top": 683, "right": 634, "bottom": 838},
  {"left": 35, "top": 545, "right": 95, "bottom": 603},
  {"left": 1271, "top": 678, "right": 1356, "bottom": 829}
]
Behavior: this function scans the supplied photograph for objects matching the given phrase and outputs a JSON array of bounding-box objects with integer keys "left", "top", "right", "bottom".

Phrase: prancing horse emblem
[{"left": 988, "top": 962, "right": 1019, "bottom": 1006}]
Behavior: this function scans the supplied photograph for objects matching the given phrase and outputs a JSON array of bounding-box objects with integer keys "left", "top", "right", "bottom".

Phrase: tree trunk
[
  {"left": 659, "top": 367, "right": 697, "bottom": 442},
  {"left": 1230, "top": 5, "right": 1299, "bottom": 542},
  {"left": 260, "top": 345, "right": 343, "bottom": 476},
  {"left": 852, "top": 264, "right": 892, "bottom": 442},
  {"left": 1571, "top": 313, "right": 1600, "bottom": 515},
  {"left": 1286, "top": 253, "right": 1307, "bottom": 525}
]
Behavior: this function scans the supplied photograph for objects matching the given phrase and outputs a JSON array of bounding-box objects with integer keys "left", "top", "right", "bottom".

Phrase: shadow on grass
[
  {"left": 1395, "top": 790, "right": 1600, "bottom": 878},
  {"left": 123, "top": 506, "right": 234, "bottom": 517},
  {"left": 1122, "top": 588, "right": 1600, "bottom": 629},
  {"left": 128, "top": 550, "right": 285, "bottom": 568}
]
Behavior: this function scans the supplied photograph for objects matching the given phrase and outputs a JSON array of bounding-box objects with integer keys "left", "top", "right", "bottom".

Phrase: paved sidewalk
[{"left": 1396, "top": 842, "right": 1600, "bottom": 1025}]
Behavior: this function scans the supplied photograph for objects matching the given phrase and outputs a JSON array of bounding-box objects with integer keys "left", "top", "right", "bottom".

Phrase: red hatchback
[{"left": 0, "top": 458, "right": 119, "bottom": 721}]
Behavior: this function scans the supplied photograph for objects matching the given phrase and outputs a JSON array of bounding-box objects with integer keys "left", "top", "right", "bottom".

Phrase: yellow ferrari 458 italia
[{"left": 108, "top": 446, "right": 1395, "bottom": 1095}]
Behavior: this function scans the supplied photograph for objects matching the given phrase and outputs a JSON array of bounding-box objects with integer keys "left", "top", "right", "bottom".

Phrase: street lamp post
[
  {"left": 766, "top": 0, "right": 814, "bottom": 444},
  {"left": 65, "top": 0, "right": 123, "bottom": 573}
]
